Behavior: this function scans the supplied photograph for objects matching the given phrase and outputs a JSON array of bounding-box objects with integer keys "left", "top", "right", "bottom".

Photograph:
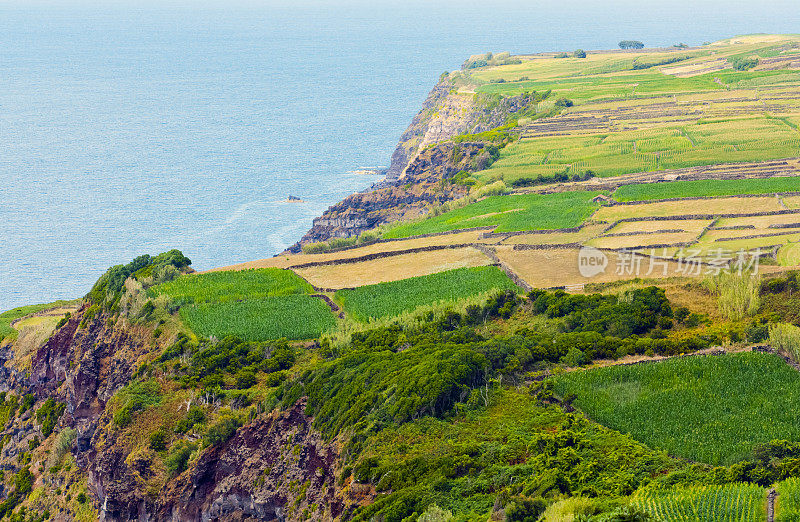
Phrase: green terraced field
[
  {"left": 335, "top": 266, "right": 520, "bottom": 321},
  {"left": 482, "top": 118, "right": 800, "bottom": 183},
  {"left": 614, "top": 175, "right": 800, "bottom": 201},
  {"left": 553, "top": 352, "right": 800, "bottom": 465},
  {"left": 180, "top": 295, "right": 336, "bottom": 341},
  {"left": 150, "top": 268, "right": 313, "bottom": 305},
  {"left": 382, "top": 191, "right": 601, "bottom": 239},
  {"left": 631, "top": 483, "right": 766, "bottom": 522}
]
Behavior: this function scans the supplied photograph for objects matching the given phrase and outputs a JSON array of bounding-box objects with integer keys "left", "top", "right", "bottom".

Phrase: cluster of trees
[
  {"left": 88, "top": 249, "right": 191, "bottom": 308},
  {"left": 529, "top": 287, "right": 672, "bottom": 337},
  {"left": 619, "top": 40, "right": 645, "bottom": 49},
  {"left": 462, "top": 51, "right": 522, "bottom": 69},
  {"left": 728, "top": 56, "right": 759, "bottom": 71}
]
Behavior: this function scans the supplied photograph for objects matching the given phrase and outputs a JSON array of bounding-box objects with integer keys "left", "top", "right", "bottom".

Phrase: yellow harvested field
[
  {"left": 694, "top": 233, "right": 800, "bottom": 254},
  {"left": 586, "top": 232, "right": 698, "bottom": 250},
  {"left": 714, "top": 213, "right": 800, "bottom": 229},
  {"left": 593, "top": 197, "right": 784, "bottom": 221},
  {"left": 495, "top": 246, "right": 688, "bottom": 288},
  {"left": 291, "top": 246, "right": 492, "bottom": 289},
  {"left": 501, "top": 223, "right": 607, "bottom": 246},
  {"left": 209, "top": 230, "right": 500, "bottom": 272},
  {"left": 606, "top": 219, "right": 712, "bottom": 234},
  {"left": 780, "top": 195, "right": 800, "bottom": 209}
]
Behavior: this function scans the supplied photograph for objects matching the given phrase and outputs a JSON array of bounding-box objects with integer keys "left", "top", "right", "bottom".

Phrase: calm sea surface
[{"left": 1, "top": 0, "right": 799, "bottom": 311}]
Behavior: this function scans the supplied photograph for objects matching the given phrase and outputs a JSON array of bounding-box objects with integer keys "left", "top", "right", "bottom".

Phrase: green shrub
[
  {"left": 164, "top": 441, "right": 198, "bottom": 475},
  {"left": 14, "top": 467, "right": 32, "bottom": 496},
  {"left": 149, "top": 430, "right": 168, "bottom": 451},
  {"left": 35, "top": 399, "right": 65, "bottom": 437},
  {"left": 729, "top": 56, "right": 759, "bottom": 71},
  {"left": 203, "top": 415, "right": 242, "bottom": 447},
  {"left": 174, "top": 406, "right": 206, "bottom": 434},
  {"left": 770, "top": 323, "right": 800, "bottom": 363},
  {"left": 112, "top": 380, "right": 161, "bottom": 427},
  {"left": 619, "top": 40, "right": 644, "bottom": 49},
  {"left": 574, "top": 49, "right": 587, "bottom": 58},
  {"left": 235, "top": 370, "right": 257, "bottom": 389}
]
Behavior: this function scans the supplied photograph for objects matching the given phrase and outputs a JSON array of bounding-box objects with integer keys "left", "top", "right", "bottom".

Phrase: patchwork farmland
[{"left": 196, "top": 36, "right": 800, "bottom": 329}]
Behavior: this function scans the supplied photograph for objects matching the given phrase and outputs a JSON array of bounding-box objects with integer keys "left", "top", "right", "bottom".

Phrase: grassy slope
[
  {"left": 357, "top": 388, "right": 678, "bottom": 519},
  {"left": 382, "top": 191, "right": 602, "bottom": 239},
  {"left": 335, "top": 266, "right": 520, "bottom": 321},
  {"left": 485, "top": 118, "right": 800, "bottom": 182},
  {"left": 553, "top": 352, "right": 800, "bottom": 465}
]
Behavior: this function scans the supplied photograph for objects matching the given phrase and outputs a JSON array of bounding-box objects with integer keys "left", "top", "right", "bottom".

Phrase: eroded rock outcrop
[
  {"left": 295, "top": 78, "right": 536, "bottom": 247},
  {"left": 298, "top": 141, "right": 490, "bottom": 246}
]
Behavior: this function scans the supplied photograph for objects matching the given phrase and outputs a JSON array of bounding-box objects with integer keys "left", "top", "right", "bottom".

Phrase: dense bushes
[
  {"left": 349, "top": 392, "right": 677, "bottom": 522},
  {"left": 159, "top": 334, "right": 295, "bottom": 389},
  {"left": 281, "top": 288, "right": 714, "bottom": 447},
  {"left": 529, "top": 287, "right": 672, "bottom": 337},
  {"left": 510, "top": 169, "right": 594, "bottom": 188}
]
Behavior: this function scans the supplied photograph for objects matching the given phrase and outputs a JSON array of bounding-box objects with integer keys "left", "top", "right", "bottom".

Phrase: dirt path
[{"left": 768, "top": 488, "right": 777, "bottom": 522}]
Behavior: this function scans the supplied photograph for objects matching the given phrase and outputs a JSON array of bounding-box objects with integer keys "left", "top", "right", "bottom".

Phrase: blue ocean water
[{"left": 1, "top": 0, "right": 799, "bottom": 311}]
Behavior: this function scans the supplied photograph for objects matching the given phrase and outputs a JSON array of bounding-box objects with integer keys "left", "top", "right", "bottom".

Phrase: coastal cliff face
[
  {"left": 296, "top": 76, "right": 535, "bottom": 247},
  {"left": 0, "top": 303, "right": 357, "bottom": 521},
  {"left": 385, "top": 76, "right": 533, "bottom": 181},
  {"left": 297, "top": 142, "right": 486, "bottom": 246}
]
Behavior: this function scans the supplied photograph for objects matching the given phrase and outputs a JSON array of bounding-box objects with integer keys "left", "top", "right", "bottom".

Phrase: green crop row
[
  {"left": 150, "top": 268, "right": 313, "bottom": 305},
  {"left": 553, "top": 352, "right": 800, "bottom": 465},
  {"left": 631, "top": 483, "right": 766, "bottom": 521},
  {"left": 334, "top": 267, "right": 521, "bottom": 322},
  {"left": 382, "top": 191, "right": 602, "bottom": 239},
  {"left": 614, "top": 175, "right": 800, "bottom": 201},
  {"left": 180, "top": 295, "right": 336, "bottom": 341}
]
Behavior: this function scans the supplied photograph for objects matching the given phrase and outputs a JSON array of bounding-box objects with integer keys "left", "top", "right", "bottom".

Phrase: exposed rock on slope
[
  {"left": 298, "top": 142, "right": 490, "bottom": 246},
  {"left": 91, "top": 399, "right": 342, "bottom": 521},
  {"left": 385, "top": 76, "right": 533, "bottom": 182},
  {"left": 295, "top": 77, "right": 536, "bottom": 248}
]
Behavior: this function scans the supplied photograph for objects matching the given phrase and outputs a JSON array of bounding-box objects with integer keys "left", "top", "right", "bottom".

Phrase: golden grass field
[
  {"left": 586, "top": 232, "right": 700, "bottom": 250},
  {"left": 606, "top": 219, "right": 713, "bottom": 234},
  {"left": 291, "top": 247, "right": 493, "bottom": 289},
  {"left": 593, "top": 197, "right": 785, "bottom": 221},
  {"left": 211, "top": 229, "right": 501, "bottom": 272},
  {"left": 493, "top": 246, "right": 688, "bottom": 288}
]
